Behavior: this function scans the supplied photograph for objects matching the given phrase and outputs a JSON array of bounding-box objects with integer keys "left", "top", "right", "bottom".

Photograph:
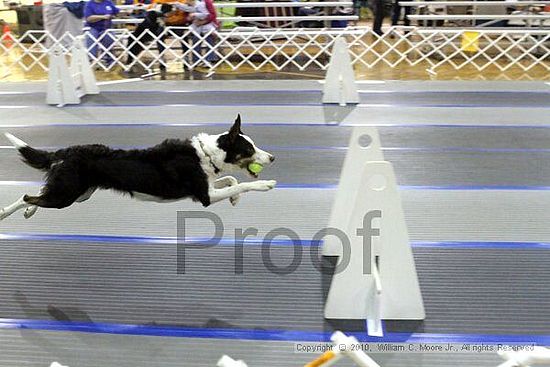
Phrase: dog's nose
[{"left": 269, "top": 155, "right": 275, "bottom": 163}]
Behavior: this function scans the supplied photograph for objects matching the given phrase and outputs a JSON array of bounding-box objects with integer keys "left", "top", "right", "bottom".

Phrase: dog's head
[{"left": 215, "top": 114, "right": 274, "bottom": 178}]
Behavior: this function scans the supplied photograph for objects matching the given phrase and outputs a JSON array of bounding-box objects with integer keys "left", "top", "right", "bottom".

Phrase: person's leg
[
  {"left": 156, "top": 30, "right": 168, "bottom": 71},
  {"left": 371, "top": 0, "right": 384, "bottom": 35},
  {"left": 391, "top": 0, "right": 401, "bottom": 26},
  {"left": 87, "top": 27, "right": 100, "bottom": 62},
  {"left": 403, "top": 5, "right": 411, "bottom": 26},
  {"left": 204, "top": 33, "right": 217, "bottom": 64},
  {"left": 174, "top": 28, "right": 191, "bottom": 70},
  {"left": 192, "top": 32, "right": 201, "bottom": 64},
  {"left": 101, "top": 30, "right": 115, "bottom": 67},
  {"left": 126, "top": 12, "right": 157, "bottom": 66}
]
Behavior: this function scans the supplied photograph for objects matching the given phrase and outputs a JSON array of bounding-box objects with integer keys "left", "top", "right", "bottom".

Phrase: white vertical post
[{"left": 322, "top": 37, "right": 359, "bottom": 106}]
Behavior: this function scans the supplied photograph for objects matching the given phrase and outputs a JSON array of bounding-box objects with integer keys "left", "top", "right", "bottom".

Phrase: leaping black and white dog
[{"left": 0, "top": 115, "right": 276, "bottom": 221}]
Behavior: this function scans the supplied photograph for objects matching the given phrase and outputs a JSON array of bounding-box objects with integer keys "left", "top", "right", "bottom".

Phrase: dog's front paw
[{"left": 251, "top": 180, "right": 277, "bottom": 192}]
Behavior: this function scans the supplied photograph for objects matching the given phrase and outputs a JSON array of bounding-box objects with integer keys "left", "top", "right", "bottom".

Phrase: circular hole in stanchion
[
  {"left": 358, "top": 134, "right": 373, "bottom": 148},
  {"left": 369, "top": 174, "right": 387, "bottom": 191}
]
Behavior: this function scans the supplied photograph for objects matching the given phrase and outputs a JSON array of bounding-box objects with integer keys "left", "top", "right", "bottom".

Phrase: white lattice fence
[
  {"left": 1, "top": 26, "right": 550, "bottom": 77},
  {"left": 407, "top": 29, "right": 550, "bottom": 73}
]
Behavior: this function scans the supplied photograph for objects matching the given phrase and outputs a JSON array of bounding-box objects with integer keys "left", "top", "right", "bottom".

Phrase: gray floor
[
  {"left": 1, "top": 242, "right": 549, "bottom": 334},
  {"left": 1, "top": 80, "right": 550, "bottom": 367},
  {"left": 4, "top": 90, "right": 550, "bottom": 107}
]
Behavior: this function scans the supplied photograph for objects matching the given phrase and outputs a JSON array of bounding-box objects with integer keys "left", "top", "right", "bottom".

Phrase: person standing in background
[
  {"left": 174, "top": 0, "right": 219, "bottom": 66},
  {"left": 125, "top": 0, "right": 193, "bottom": 74},
  {"left": 84, "top": 0, "right": 120, "bottom": 67}
]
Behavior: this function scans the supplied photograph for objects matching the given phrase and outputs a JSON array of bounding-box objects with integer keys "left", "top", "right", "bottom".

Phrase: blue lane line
[
  {"left": 399, "top": 185, "right": 550, "bottom": 191},
  {"left": 2, "top": 232, "right": 550, "bottom": 250},
  {"left": 277, "top": 184, "right": 550, "bottom": 191},
  {"left": 1, "top": 318, "right": 549, "bottom": 344},
  {"left": 5, "top": 181, "right": 550, "bottom": 191},
  {"left": 412, "top": 241, "right": 550, "bottom": 250}
]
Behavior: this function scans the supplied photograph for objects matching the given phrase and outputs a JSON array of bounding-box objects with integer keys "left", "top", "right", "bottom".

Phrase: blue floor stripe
[
  {"left": 1, "top": 318, "right": 549, "bottom": 344},
  {"left": 399, "top": 185, "right": 550, "bottom": 191},
  {"left": 1, "top": 232, "right": 549, "bottom": 250},
  {"left": 4, "top": 181, "right": 550, "bottom": 191}
]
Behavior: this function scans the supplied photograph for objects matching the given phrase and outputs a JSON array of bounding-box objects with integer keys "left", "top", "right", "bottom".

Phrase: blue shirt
[{"left": 84, "top": 0, "right": 120, "bottom": 30}]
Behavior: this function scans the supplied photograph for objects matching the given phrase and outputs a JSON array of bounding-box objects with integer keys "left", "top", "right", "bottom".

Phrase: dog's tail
[{"left": 4, "top": 133, "right": 54, "bottom": 171}]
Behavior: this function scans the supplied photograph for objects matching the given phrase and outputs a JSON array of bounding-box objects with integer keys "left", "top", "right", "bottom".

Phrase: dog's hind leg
[
  {"left": 24, "top": 205, "right": 38, "bottom": 219},
  {"left": 24, "top": 160, "right": 91, "bottom": 210},
  {"left": 0, "top": 196, "right": 32, "bottom": 221},
  {"left": 22, "top": 186, "right": 46, "bottom": 219},
  {"left": 75, "top": 188, "right": 96, "bottom": 203},
  {"left": 24, "top": 190, "right": 82, "bottom": 209}
]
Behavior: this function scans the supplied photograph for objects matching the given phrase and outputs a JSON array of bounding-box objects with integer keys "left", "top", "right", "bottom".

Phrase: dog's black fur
[{"left": 17, "top": 116, "right": 255, "bottom": 209}]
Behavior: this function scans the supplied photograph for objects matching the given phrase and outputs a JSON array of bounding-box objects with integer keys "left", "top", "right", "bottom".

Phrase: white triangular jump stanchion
[
  {"left": 47, "top": 44, "right": 79, "bottom": 106},
  {"left": 70, "top": 36, "right": 99, "bottom": 97},
  {"left": 323, "top": 126, "right": 384, "bottom": 257},
  {"left": 217, "top": 355, "right": 248, "bottom": 367},
  {"left": 324, "top": 160, "right": 425, "bottom": 335},
  {"left": 47, "top": 37, "right": 99, "bottom": 107},
  {"left": 322, "top": 37, "right": 359, "bottom": 106}
]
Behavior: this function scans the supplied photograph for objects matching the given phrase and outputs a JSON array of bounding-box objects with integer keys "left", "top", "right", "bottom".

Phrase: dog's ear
[{"left": 228, "top": 114, "right": 242, "bottom": 141}]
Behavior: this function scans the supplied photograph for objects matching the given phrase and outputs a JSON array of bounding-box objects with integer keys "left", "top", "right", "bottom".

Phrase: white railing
[
  {"left": 1, "top": 27, "right": 550, "bottom": 78},
  {"left": 112, "top": 15, "right": 358, "bottom": 24},
  {"left": 116, "top": 1, "right": 356, "bottom": 28},
  {"left": 399, "top": 0, "right": 550, "bottom": 28},
  {"left": 119, "top": 2, "right": 354, "bottom": 10},
  {"left": 408, "top": 14, "right": 550, "bottom": 20},
  {"left": 399, "top": 1, "right": 550, "bottom": 6}
]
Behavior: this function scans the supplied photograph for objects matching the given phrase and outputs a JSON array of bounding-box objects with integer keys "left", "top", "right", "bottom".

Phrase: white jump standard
[
  {"left": 46, "top": 36, "right": 99, "bottom": 107},
  {"left": 323, "top": 126, "right": 425, "bottom": 336}
]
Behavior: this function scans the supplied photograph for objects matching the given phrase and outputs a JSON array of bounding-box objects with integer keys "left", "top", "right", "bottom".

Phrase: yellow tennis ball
[{"left": 248, "top": 162, "right": 264, "bottom": 174}]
